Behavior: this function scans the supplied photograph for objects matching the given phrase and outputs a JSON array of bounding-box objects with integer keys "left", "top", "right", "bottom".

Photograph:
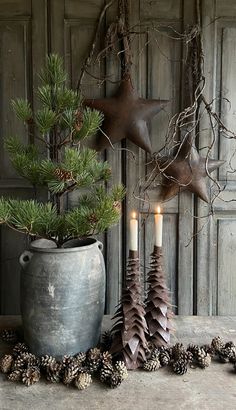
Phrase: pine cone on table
[
  {"left": 187, "top": 343, "right": 199, "bottom": 357},
  {"left": 159, "top": 350, "right": 171, "bottom": 366},
  {"left": 40, "top": 355, "right": 57, "bottom": 371},
  {"left": 1, "top": 329, "right": 18, "bottom": 344},
  {"left": 150, "top": 348, "right": 160, "bottom": 360},
  {"left": 63, "top": 362, "right": 79, "bottom": 385},
  {"left": 74, "top": 372, "right": 92, "bottom": 390},
  {"left": 8, "top": 369, "right": 22, "bottom": 382},
  {"left": 86, "top": 348, "right": 102, "bottom": 373},
  {"left": 61, "top": 355, "right": 74, "bottom": 370},
  {"left": 12, "top": 342, "right": 29, "bottom": 357},
  {"left": 114, "top": 361, "right": 128, "bottom": 380},
  {"left": 21, "top": 353, "right": 40, "bottom": 368},
  {"left": 211, "top": 336, "right": 224, "bottom": 353},
  {"left": 46, "top": 362, "right": 62, "bottom": 383},
  {"left": 101, "top": 351, "right": 112, "bottom": 366},
  {"left": 172, "top": 358, "right": 188, "bottom": 375},
  {"left": 12, "top": 356, "right": 25, "bottom": 372},
  {"left": 196, "top": 348, "right": 211, "bottom": 368},
  {"left": 109, "top": 372, "right": 123, "bottom": 388},
  {"left": 218, "top": 343, "right": 236, "bottom": 363},
  {"left": 22, "top": 366, "right": 40, "bottom": 387},
  {"left": 74, "top": 352, "right": 87, "bottom": 366},
  {"left": 100, "top": 363, "right": 114, "bottom": 383},
  {"left": 200, "top": 344, "right": 214, "bottom": 356},
  {"left": 143, "top": 358, "right": 161, "bottom": 372},
  {"left": 172, "top": 343, "right": 185, "bottom": 361},
  {"left": 0, "top": 354, "right": 14, "bottom": 374}
]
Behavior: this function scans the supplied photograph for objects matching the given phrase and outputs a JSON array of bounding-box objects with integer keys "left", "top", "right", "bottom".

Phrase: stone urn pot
[{"left": 19, "top": 238, "right": 105, "bottom": 358}]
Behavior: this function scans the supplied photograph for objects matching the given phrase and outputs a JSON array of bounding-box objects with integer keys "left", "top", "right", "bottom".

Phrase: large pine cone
[
  {"left": 63, "top": 363, "right": 79, "bottom": 385},
  {"left": 143, "top": 358, "right": 161, "bottom": 372},
  {"left": 1, "top": 329, "right": 18, "bottom": 343},
  {"left": 0, "top": 354, "right": 14, "bottom": 374},
  {"left": 74, "top": 372, "right": 92, "bottom": 390},
  {"left": 22, "top": 366, "right": 40, "bottom": 387},
  {"left": 172, "top": 359, "right": 188, "bottom": 375},
  {"left": 100, "top": 364, "right": 114, "bottom": 383},
  {"left": 114, "top": 361, "right": 128, "bottom": 381}
]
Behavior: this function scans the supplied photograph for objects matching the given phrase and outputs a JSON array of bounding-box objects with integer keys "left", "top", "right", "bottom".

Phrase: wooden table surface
[{"left": 1, "top": 315, "right": 236, "bottom": 410}]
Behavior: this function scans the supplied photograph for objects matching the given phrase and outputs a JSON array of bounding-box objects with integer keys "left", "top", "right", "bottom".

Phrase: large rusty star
[
  {"left": 84, "top": 76, "right": 169, "bottom": 153},
  {"left": 157, "top": 136, "right": 224, "bottom": 203}
]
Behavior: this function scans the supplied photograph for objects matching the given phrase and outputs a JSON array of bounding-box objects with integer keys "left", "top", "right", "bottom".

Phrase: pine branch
[
  {"left": 2, "top": 53, "right": 125, "bottom": 243},
  {"left": 74, "top": 108, "right": 104, "bottom": 141},
  {"left": 39, "top": 54, "right": 67, "bottom": 86},
  {"left": 11, "top": 99, "right": 33, "bottom": 123},
  {"left": 35, "top": 108, "right": 57, "bottom": 135}
]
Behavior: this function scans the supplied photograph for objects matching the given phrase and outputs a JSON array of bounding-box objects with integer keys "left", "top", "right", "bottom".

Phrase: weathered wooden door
[
  {"left": 0, "top": 0, "right": 47, "bottom": 313},
  {"left": 1, "top": 0, "right": 236, "bottom": 316}
]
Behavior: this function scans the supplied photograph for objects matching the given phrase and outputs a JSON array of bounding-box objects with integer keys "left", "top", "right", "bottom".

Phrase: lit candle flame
[
  {"left": 132, "top": 211, "right": 137, "bottom": 219},
  {"left": 156, "top": 205, "right": 161, "bottom": 214}
]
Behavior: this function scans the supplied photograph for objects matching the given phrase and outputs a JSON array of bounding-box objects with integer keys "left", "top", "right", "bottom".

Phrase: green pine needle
[
  {"left": 35, "top": 108, "right": 57, "bottom": 134},
  {"left": 74, "top": 108, "right": 104, "bottom": 141},
  {"left": 39, "top": 54, "right": 67, "bottom": 86},
  {"left": 11, "top": 99, "right": 32, "bottom": 122},
  {"left": 2, "top": 53, "right": 125, "bottom": 242}
]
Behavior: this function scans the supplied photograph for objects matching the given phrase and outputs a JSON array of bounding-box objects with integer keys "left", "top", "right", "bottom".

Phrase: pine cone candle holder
[
  {"left": 110, "top": 250, "right": 149, "bottom": 370},
  {"left": 145, "top": 246, "right": 174, "bottom": 348}
]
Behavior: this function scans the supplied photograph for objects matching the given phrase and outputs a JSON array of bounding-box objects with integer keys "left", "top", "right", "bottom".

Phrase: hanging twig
[{"left": 76, "top": 0, "right": 116, "bottom": 92}]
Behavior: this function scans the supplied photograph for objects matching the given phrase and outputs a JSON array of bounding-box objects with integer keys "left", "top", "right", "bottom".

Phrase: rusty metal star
[
  {"left": 157, "top": 136, "right": 224, "bottom": 203},
  {"left": 84, "top": 76, "right": 169, "bottom": 153}
]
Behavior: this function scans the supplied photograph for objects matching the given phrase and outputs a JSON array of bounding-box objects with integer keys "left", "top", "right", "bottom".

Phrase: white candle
[
  {"left": 130, "top": 212, "right": 138, "bottom": 251},
  {"left": 154, "top": 206, "right": 163, "bottom": 247}
]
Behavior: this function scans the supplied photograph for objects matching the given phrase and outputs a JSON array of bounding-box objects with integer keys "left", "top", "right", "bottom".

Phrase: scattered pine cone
[
  {"left": 74, "top": 352, "right": 86, "bottom": 365},
  {"left": 218, "top": 344, "right": 236, "bottom": 363},
  {"left": 0, "top": 354, "right": 14, "bottom": 374},
  {"left": 159, "top": 351, "right": 171, "bottom": 366},
  {"left": 22, "top": 366, "right": 40, "bottom": 387},
  {"left": 86, "top": 347, "right": 101, "bottom": 373},
  {"left": 172, "top": 359, "right": 188, "bottom": 375},
  {"left": 172, "top": 343, "right": 185, "bottom": 361},
  {"left": 101, "top": 351, "right": 112, "bottom": 366},
  {"left": 1, "top": 329, "right": 18, "bottom": 343},
  {"left": 8, "top": 369, "right": 22, "bottom": 382},
  {"left": 196, "top": 348, "right": 211, "bottom": 368},
  {"left": 114, "top": 361, "right": 128, "bottom": 381},
  {"left": 21, "top": 352, "right": 40, "bottom": 368},
  {"left": 211, "top": 336, "right": 224, "bottom": 353},
  {"left": 40, "top": 355, "right": 57, "bottom": 371},
  {"left": 61, "top": 355, "right": 74, "bottom": 369},
  {"left": 12, "top": 356, "right": 25, "bottom": 372},
  {"left": 150, "top": 348, "right": 160, "bottom": 361},
  {"left": 63, "top": 362, "right": 79, "bottom": 385},
  {"left": 46, "top": 362, "right": 62, "bottom": 383},
  {"left": 12, "top": 342, "right": 29, "bottom": 357},
  {"left": 74, "top": 372, "right": 92, "bottom": 390},
  {"left": 143, "top": 358, "right": 161, "bottom": 372},
  {"left": 100, "top": 363, "right": 114, "bottom": 383},
  {"left": 109, "top": 372, "right": 123, "bottom": 388},
  {"left": 201, "top": 344, "right": 214, "bottom": 356},
  {"left": 187, "top": 343, "right": 199, "bottom": 357}
]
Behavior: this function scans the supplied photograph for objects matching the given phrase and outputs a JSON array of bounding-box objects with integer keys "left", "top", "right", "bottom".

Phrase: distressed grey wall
[{"left": 0, "top": 0, "right": 236, "bottom": 316}]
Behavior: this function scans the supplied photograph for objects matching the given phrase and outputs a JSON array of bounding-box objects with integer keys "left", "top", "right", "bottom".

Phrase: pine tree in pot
[{"left": 0, "top": 55, "right": 125, "bottom": 358}]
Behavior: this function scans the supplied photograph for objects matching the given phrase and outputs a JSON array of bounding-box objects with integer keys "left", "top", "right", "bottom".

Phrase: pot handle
[
  {"left": 97, "top": 241, "right": 104, "bottom": 252},
  {"left": 19, "top": 251, "right": 33, "bottom": 269}
]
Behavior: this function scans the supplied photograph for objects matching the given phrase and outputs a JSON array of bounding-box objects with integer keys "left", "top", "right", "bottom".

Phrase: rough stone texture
[{"left": 1, "top": 316, "right": 236, "bottom": 410}]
